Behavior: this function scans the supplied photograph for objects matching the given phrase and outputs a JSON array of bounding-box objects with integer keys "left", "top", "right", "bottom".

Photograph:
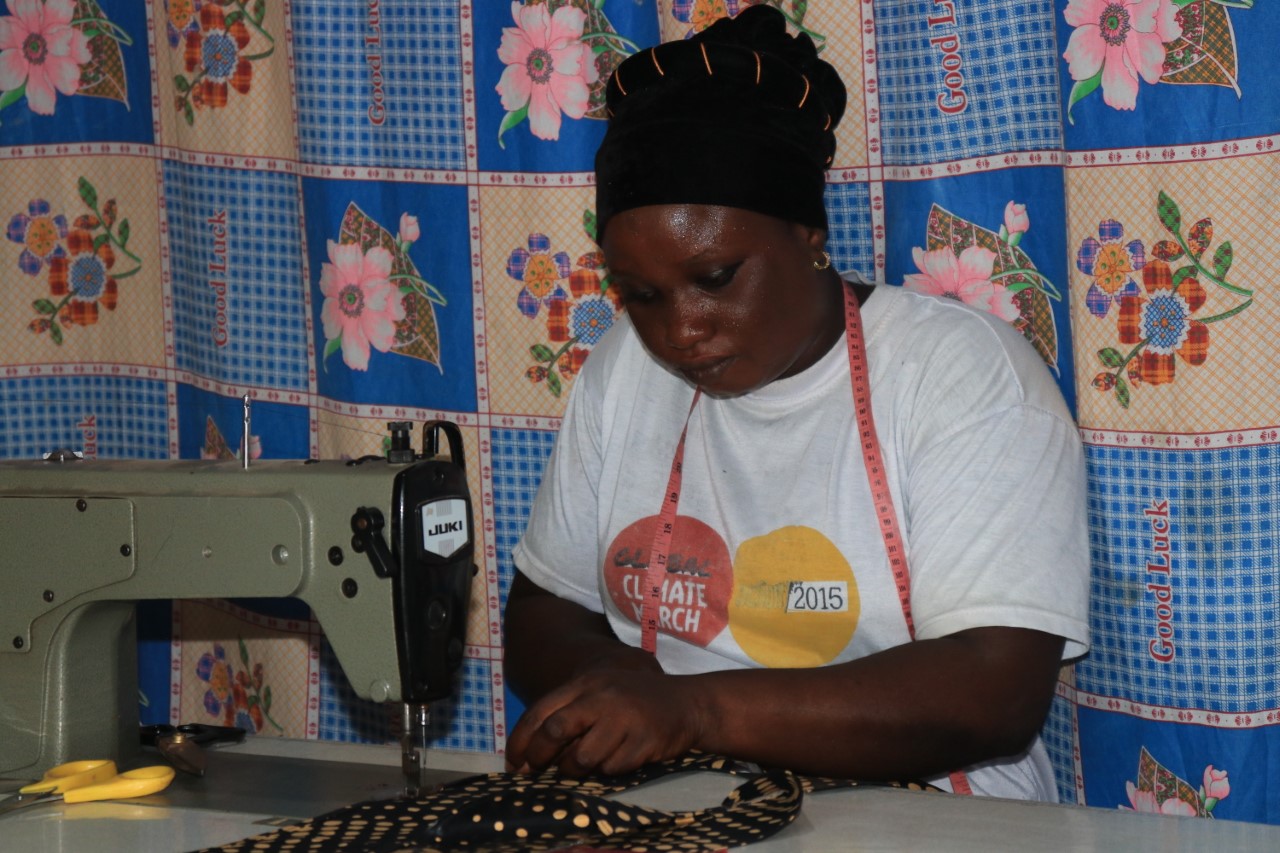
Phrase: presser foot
[{"left": 401, "top": 703, "right": 432, "bottom": 797}]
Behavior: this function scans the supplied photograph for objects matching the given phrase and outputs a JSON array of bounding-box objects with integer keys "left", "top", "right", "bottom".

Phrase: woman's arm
[
  {"left": 504, "top": 571, "right": 663, "bottom": 702},
  {"left": 505, "top": 572, "right": 1064, "bottom": 781}
]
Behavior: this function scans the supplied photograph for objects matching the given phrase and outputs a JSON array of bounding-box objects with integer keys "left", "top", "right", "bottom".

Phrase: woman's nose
[{"left": 663, "top": 298, "right": 712, "bottom": 350}]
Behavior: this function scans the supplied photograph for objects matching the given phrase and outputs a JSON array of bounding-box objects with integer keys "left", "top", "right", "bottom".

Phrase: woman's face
[{"left": 601, "top": 204, "right": 840, "bottom": 397}]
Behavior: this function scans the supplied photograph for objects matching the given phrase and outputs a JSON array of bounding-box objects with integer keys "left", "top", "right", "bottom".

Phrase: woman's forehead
[{"left": 603, "top": 205, "right": 792, "bottom": 254}]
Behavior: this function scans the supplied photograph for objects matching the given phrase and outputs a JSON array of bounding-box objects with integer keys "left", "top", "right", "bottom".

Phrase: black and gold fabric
[{"left": 195, "top": 752, "right": 938, "bottom": 853}]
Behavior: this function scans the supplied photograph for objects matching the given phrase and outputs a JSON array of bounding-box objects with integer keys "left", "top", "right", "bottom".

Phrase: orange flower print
[
  {"left": 689, "top": 0, "right": 732, "bottom": 31},
  {"left": 196, "top": 640, "right": 281, "bottom": 734},
  {"left": 7, "top": 198, "right": 68, "bottom": 275},
  {"left": 228, "top": 675, "right": 263, "bottom": 729},
  {"left": 184, "top": 4, "right": 253, "bottom": 109},
  {"left": 166, "top": 0, "right": 201, "bottom": 48},
  {"left": 672, "top": 0, "right": 757, "bottom": 35},
  {"left": 523, "top": 253, "right": 561, "bottom": 299},
  {"left": 1094, "top": 192, "right": 1252, "bottom": 409},
  {"left": 518, "top": 218, "right": 622, "bottom": 398},
  {"left": 24, "top": 179, "right": 140, "bottom": 345},
  {"left": 48, "top": 228, "right": 119, "bottom": 326},
  {"left": 1079, "top": 219, "right": 1143, "bottom": 318},
  {"left": 1117, "top": 259, "right": 1208, "bottom": 386},
  {"left": 199, "top": 646, "right": 233, "bottom": 705},
  {"left": 510, "top": 233, "right": 570, "bottom": 318}
]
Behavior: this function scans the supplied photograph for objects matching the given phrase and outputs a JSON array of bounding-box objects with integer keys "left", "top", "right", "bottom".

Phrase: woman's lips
[{"left": 675, "top": 355, "right": 734, "bottom": 386}]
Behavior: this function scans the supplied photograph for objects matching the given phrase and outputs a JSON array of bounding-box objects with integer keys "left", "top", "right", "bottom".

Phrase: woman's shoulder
[
  {"left": 578, "top": 311, "right": 646, "bottom": 386},
  {"left": 866, "top": 284, "right": 1025, "bottom": 351},
  {"left": 864, "top": 284, "right": 1069, "bottom": 418}
]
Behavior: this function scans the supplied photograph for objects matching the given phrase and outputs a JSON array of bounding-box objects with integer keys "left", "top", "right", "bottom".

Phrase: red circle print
[{"left": 603, "top": 515, "right": 732, "bottom": 648}]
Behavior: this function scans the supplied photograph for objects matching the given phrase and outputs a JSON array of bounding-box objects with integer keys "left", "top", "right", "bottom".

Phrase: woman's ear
[{"left": 794, "top": 223, "right": 828, "bottom": 255}]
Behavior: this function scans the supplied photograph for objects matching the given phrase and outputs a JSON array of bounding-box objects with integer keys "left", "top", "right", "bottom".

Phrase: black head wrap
[{"left": 594, "top": 5, "right": 846, "bottom": 244}]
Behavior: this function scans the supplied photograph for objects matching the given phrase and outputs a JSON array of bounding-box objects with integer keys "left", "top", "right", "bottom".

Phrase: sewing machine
[{"left": 0, "top": 421, "right": 474, "bottom": 795}]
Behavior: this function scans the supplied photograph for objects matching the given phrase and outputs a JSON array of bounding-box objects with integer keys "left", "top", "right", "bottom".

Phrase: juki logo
[
  {"left": 420, "top": 498, "right": 469, "bottom": 559},
  {"left": 427, "top": 520, "right": 463, "bottom": 537}
]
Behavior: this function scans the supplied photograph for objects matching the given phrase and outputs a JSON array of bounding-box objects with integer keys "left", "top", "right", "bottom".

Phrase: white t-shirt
[{"left": 514, "top": 285, "right": 1090, "bottom": 800}]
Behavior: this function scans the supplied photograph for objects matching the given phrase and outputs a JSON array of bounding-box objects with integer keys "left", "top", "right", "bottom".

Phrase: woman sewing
[{"left": 503, "top": 6, "right": 1089, "bottom": 800}]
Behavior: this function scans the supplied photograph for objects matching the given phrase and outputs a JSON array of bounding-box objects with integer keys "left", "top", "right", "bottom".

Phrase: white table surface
[{"left": 3, "top": 741, "right": 1278, "bottom": 852}]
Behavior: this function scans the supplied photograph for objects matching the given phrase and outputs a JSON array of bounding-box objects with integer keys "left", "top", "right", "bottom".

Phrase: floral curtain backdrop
[{"left": 0, "top": 0, "right": 1275, "bottom": 823}]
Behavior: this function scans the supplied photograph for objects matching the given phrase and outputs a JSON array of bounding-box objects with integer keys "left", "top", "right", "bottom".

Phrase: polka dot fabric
[{"left": 197, "top": 752, "right": 937, "bottom": 852}]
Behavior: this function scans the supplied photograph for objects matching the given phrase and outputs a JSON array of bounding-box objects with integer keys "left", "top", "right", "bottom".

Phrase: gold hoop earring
[{"left": 813, "top": 250, "right": 831, "bottom": 271}]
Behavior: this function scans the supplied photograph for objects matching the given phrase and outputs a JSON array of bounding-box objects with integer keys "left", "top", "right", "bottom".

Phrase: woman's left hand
[{"left": 506, "top": 668, "right": 705, "bottom": 777}]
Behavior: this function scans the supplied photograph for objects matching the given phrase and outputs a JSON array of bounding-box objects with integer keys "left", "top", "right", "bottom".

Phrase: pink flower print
[
  {"left": 236, "top": 434, "right": 262, "bottom": 462},
  {"left": 1062, "top": 0, "right": 1182, "bottom": 110},
  {"left": 903, "top": 245, "right": 1019, "bottom": 322},
  {"left": 1160, "top": 797, "right": 1198, "bottom": 817},
  {"left": 508, "top": 233, "right": 570, "bottom": 318},
  {"left": 1078, "top": 219, "right": 1144, "bottom": 318},
  {"left": 1203, "top": 765, "right": 1230, "bottom": 808},
  {"left": 496, "top": 0, "right": 600, "bottom": 141},
  {"left": 1124, "top": 781, "right": 1158, "bottom": 813},
  {"left": 398, "top": 212, "right": 420, "bottom": 245},
  {"left": 1124, "top": 781, "right": 1198, "bottom": 816},
  {"left": 1003, "top": 201, "right": 1029, "bottom": 239},
  {"left": 319, "top": 240, "right": 405, "bottom": 372},
  {"left": 0, "top": 0, "right": 92, "bottom": 115},
  {"left": 6, "top": 197, "right": 67, "bottom": 275}
]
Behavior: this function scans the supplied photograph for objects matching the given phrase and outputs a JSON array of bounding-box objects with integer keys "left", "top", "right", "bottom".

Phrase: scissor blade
[
  {"left": 158, "top": 735, "right": 207, "bottom": 777},
  {"left": 0, "top": 792, "right": 58, "bottom": 817}
]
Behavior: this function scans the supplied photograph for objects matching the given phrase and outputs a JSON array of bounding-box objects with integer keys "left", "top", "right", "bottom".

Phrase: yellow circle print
[{"left": 728, "top": 526, "right": 859, "bottom": 667}]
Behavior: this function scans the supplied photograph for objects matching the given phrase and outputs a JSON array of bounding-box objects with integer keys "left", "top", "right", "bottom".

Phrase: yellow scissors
[{"left": 0, "top": 760, "right": 175, "bottom": 817}]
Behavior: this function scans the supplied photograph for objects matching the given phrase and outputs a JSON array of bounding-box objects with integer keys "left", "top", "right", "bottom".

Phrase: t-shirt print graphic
[
  {"left": 605, "top": 515, "right": 732, "bottom": 647},
  {"left": 729, "top": 525, "right": 860, "bottom": 667},
  {"left": 604, "top": 518, "right": 861, "bottom": 665}
]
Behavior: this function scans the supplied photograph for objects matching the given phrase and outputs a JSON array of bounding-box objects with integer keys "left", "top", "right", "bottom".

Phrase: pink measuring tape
[
  {"left": 639, "top": 388, "right": 700, "bottom": 655},
  {"left": 638, "top": 282, "right": 973, "bottom": 795},
  {"left": 842, "top": 285, "right": 916, "bottom": 636}
]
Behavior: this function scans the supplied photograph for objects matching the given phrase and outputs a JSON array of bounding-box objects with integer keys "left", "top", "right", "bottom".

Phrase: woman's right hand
[{"left": 506, "top": 667, "right": 705, "bottom": 777}]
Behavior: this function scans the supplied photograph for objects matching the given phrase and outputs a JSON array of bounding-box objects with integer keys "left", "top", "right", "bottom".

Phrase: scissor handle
[
  {"left": 62, "top": 765, "right": 176, "bottom": 804},
  {"left": 18, "top": 760, "right": 118, "bottom": 795}
]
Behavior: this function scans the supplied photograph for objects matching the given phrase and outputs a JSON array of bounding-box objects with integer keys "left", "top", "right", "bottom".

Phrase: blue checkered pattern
[
  {"left": 292, "top": 0, "right": 465, "bottom": 169},
  {"left": 873, "top": 0, "right": 1062, "bottom": 164},
  {"left": 824, "top": 182, "right": 874, "bottom": 281},
  {"left": 316, "top": 632, "right": 393, "bottom": 744},
  {"left": 1076, "top": 443, "right": 1280, "bottom": 713},
  {"left": 433, "top": 657, "right": 496, "bottom": 751},
  {"left": 0, "top": 375, "right": 167, "bottom": 460},
  {"left": 317, "top": 635, "right": 495, "bottom": 751},
  {"left": 489, "top": 428, "right": 558, "bottom": 602},
  {"left": 489, "top": 428, "right": 558, "bottom": 736},
  {"left": 1042, "top": 692, "right": 1078, "bottom": 804},
  {"left": 163, "top": 161, "right": 310, "bottom": 390}
]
